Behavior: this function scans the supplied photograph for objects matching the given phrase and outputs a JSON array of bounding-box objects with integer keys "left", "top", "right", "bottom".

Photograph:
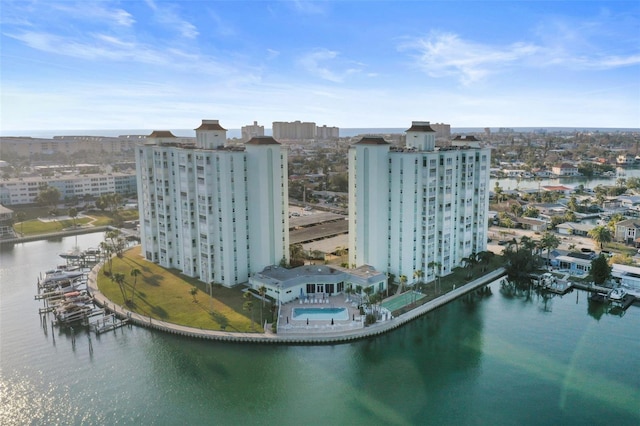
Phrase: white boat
[
  {"left": 40, "top": 269, "right": 84, "bottom": 286},
  {"left": 59, "top": 248, "right": 83, "bottom": 259},
  {"left": 607, "top": 288, "right": 627, "bottom": 301}
]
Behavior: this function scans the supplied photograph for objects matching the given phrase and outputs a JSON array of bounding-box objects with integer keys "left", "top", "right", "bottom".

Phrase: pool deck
[{"left": 87, "top": 264, "right": 506, "bottom": 345}]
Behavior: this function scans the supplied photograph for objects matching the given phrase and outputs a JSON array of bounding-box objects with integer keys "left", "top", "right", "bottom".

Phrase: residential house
[
  {"left": 556, "top": 222, "right": 596, "bottom": 237},
  {"left": 614, "top": 219, "right": 640, "bottom": 245},
  {"left": 551, "top": 163, "right": 579, "bottom": 177}
]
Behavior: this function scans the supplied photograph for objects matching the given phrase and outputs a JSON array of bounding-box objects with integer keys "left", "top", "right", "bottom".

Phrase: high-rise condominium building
[
  {"left": 241, "top": 121, "right": 265, "bottom": 142},
  {"left": 135, "top": 120, "right": 289, "bottom": 287},
  {"left": 348, "top": 121, "right": 490, "bottom": 284}
]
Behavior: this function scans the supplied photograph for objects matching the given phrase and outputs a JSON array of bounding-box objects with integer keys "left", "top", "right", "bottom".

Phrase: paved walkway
[{"left": 87, "top": 263, "right": 506, "bottom": 345}]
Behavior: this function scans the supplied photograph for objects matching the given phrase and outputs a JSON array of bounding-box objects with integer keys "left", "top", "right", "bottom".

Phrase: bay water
[{"left": 1, "top": 233, "right": 638, "bottom": 425}]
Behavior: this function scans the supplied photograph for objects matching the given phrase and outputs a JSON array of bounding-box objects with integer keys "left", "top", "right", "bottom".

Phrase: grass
[
  {"left": 389, "top": 255, "right": 505, "bottom": 317},
  {"left": 12, "top": 209, "right": 139, "bottom": 236},
  {"left": 97, "top": 246, "right": 267, "bottom": 332}
]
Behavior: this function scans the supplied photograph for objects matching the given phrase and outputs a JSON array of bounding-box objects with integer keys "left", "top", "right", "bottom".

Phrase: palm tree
[
  {"left": 539, "top": 232, "right": 560, "bottom": 270},
  {"left": 355, "top": 285, "right": 363, "bottom": 304},
  {"left": 427, "top": 261, "right": 442, "bottom": 293},
  {"left": 100, "top": 241, "right": 114, "bottom": 274},
  {"left": 476, "top": 251, "right": 494, "bottom": 272},
  {"left": 112, "top": 272, "right": 127, "bottom": 303},
  {"left": 397, "top": 274, "right": 407, "bottom": 294},
  {"left": 129, "top": 268, "right": 141, "bottom": 305},
  {"left": 243, "top": 291, "right": 255, "bottom": 331},
  {"left": 413, "top": 269, "right": 424, "bottom": 287},
  {"left": 15, "top": 211, "right": 26, "bottom": 236},
  {"left": 258, "top": 285, "right": 267, "bottom": 327},
  {"left": 363, "top": 286, "right": 373, "bottom": 310},
  {"left": 190, "top": 286, "right": 199, "bottom": 303},
  {"left": 588, "top": 225, "right": 612, "bottom": 249},
  {"left": 68, "top": 207, "right": 78, "bottom": 228},
  {"left": 494, "top": 181, "right": 504, "bottom": 203}
]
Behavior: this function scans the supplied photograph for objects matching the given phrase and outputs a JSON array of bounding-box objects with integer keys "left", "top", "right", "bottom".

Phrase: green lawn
[
  {"left": 97, "top": 246, "right": 268, "bottom": 332},
  {"left": 13, "top": 210, "right": 139, "bottom": 236}
]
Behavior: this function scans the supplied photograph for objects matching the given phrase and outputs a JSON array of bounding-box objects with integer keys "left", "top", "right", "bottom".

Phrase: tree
[
  {"left": 190, "top": 286, "right": 199, "bottom": 303},
  {"left": 567, "top": 196, "right": 579, "bottom": 212},
  {"left": 539, "top": 232, "right": 560, "bottom": 270},
  {"left": 289, "top": 243, "right": 305, "bottom": 262},
  {"left": 510, "top": 203, "right": 523, "bottom": 217},
  {"left": 493, "top": 182, "right": 504, "bottom": 203},
  {"left": 503, "top": 242, "right": 537, "bottom": 282},
  {"left": 100, "top": 241, "right": 114, "bottom": 274},
  {"left": 243, "top": 291, "right": 255, "bottom": 330},
  {"left": 398, "top": 274, "right": 407, "bottom": 294},
  {"left": 15, "top": 211, "right": 26, "bottom": 236},
  {"left": 335, "top": 246, "right": 347, "bottom": 263},
  {"left": 588, "top": 225, "right": 612, "bottom": 249},
  {"left": 413, "top": 269, "right": 424, "bottom": 287},
  {"left": 427, "top": 261, "right": 442, "bottom": 293},
  {"left": 36, "top": 186, "right": 61, "bottom": 210},
  {"left": 363, "top": 286, "right": 373, "bottom": 307},
  {"left": 112, "top": 272, "right": 127, "bottom": 303},
  {"left": 477, "top": 251, "right": 494, "bottom": 272},
  {"left": 68, "top": 207, "right": 79, "bottom": 233},
  {"left": 258, "top": 285, "right": 267, "bottom": 327},
  {"left": 129, "top": 268, "right": 141, "bottom": 305},
  {"left": 590, "top": 255, "right": 611, "bottom": 285}
]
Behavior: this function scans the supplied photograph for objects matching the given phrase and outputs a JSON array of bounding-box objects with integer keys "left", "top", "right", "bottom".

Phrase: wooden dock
[{"left": 87, "top": 313, "right": 128, "bottom": 335}]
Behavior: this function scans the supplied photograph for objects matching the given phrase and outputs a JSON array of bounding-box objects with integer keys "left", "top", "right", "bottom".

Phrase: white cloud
[
  {"left": 297, "top": 49, "right": 361, "bottom": 83},
  {"left": 50, "top": 2, "right": 135, "bottom": 27},
  {"left": 291, "top": 0, "right": 327, "bottom": 15},
  {"left": 400, "top": 31, "right": 539, "bottom": 85},
  {"left": 145, "top": 1, "right": 198, "bottom": 39}
]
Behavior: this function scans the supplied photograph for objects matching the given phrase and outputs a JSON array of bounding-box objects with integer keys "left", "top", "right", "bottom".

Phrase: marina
[{"left": 1, "top": 233, "right": 639, "bottom": 425}]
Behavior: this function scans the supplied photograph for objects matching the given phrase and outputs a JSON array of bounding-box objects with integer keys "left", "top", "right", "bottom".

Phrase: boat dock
[
  {"left": 531, "top": 272, "right": 573, "bottom": 294},
  {"left": 86, "top": 313, "right": 129, "bottom": 335}
]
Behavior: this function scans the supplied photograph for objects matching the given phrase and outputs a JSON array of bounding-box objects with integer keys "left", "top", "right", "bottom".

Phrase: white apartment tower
[
  {"left": 348, "top": 121, "right": 490, "bottom": 284},
  {"left": 136, "top": 120, "right": 289, "bottom": 287}
]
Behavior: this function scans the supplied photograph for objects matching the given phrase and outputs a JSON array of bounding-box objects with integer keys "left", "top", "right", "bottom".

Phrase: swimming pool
[{"left": 292, "top": 307, "right": 349, "bottom": 321}]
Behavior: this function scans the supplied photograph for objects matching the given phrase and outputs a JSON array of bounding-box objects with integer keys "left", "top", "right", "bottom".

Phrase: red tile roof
[
  {"left": 406, "top": 123, "right": 435, "bottom": 132},
  {"left": 246, "top": 136, "right": 280, "bottom": 145},
  {"left": 354, "top": 136, "right": 389, "bottom": 145},
  {"left": 147, "top": 130, "right": 176, "bottom": 138}
]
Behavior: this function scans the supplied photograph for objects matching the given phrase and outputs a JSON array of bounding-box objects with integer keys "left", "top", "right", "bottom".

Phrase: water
[
  {"left": 292, "top": 307, "right": 348, "bottom": 321},
  {"left": 492, "top": 167, "right": 640, "bottom": 192},
  {"left": 1, "top": 233, "right": 639, "bottom": 425}
]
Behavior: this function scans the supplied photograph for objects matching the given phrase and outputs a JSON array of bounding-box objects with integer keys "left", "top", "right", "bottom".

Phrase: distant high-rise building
[
  {"left": 135, "top": 120, "right": 289, "bottom": 287},
  {"left": 316, "top": 125, "right": 340, "bottom": 140},
  {"left": 241, "top": 121, "right": 265, "bottom": 142},
  {"left": 272, "top": 121, "right": 317, "bottom": 140},
  {"left": 430, "top": 123, "right": 451, "bottom": 140},
  {"left": 348, "top": 121, "right": 490, "bottom": 285}
]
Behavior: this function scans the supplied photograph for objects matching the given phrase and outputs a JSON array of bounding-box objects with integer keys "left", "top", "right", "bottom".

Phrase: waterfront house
[
  {"left": 556, "top": 222, "right": 596, "bottom": 237},
  {"left": 551, "top": 252, "right": 594, "bottom": 276},
  {"left": 249, "top": 264, "right": 387, "bottom": 304},
  {"left": 551, "top": 163, "right": 579, "bottom": 177},
  {"left": 0, "top": 204, "right": 14, "bottom": 238},
  {"left": 613, "top": 219, "right": 640, "bottom": 245},
  {"left": 513, "top": 216, "right": 547, "bottom": 232},
  {"left": 611, "top": 264, "right": 640, "bottom": 290},
  {"left": 616, "top": 195, "right": 640, "bottom": 212}
]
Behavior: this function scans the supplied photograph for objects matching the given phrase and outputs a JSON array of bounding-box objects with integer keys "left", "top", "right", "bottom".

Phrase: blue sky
[{"left": 1, "top": 0, "right": 639, "bottom": 132}]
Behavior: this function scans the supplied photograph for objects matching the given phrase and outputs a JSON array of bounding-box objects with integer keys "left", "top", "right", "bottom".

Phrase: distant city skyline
[
  {"left": 1, "top": 1, "right": 639, "bottom": 131},
  {"left": 3, "top": 126, "right": 640, "bottom": 140}
]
